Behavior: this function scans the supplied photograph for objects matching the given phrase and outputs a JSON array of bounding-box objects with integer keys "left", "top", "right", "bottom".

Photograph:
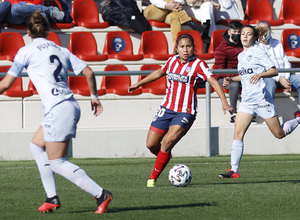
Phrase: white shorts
[
  {"left": 238, "top": 100, "right": 277, "bottom": 119},
  {"left": 42, "top": 97, "right": 81, "bottom": 142}
]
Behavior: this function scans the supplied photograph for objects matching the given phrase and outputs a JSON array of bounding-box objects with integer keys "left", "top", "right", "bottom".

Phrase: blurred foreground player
[{"left": 0, "top": 11, "right": 112, "bottom": 213}]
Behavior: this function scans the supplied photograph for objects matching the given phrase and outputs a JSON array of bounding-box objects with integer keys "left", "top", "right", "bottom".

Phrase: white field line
[{"left": 1, "top": 160, "right": 300, "bottom": 170}]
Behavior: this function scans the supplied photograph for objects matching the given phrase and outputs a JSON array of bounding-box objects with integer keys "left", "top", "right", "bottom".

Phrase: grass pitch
[{"left": 1, "top": 155, "right": 300, "bottom": 220}]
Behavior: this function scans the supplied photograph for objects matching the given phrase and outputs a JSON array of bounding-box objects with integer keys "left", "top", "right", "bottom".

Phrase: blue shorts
[{"left": 150, "top": 106, "right": 196, "bottom": 135}]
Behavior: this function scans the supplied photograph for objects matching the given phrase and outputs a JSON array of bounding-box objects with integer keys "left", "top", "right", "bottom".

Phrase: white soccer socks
[
  {"left": 50, "top": 157, "right": 103, "bottom": 198},
  {"left": 30, "top": 142, "right": 57, "bottom": 198},
  {"left": 282, "top": 117, "right": 300, "bottom": 136},
  {"left": 231, "top": 140, "right": 244, "bottom": 173}
]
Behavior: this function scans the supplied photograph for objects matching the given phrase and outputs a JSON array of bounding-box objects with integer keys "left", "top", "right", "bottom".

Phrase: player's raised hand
[
  {"left": 128, "top": 83, "right": 140, "bottom": 93},
  {"left": 91, "top": 99, "right": 103, "bottom": 116}
]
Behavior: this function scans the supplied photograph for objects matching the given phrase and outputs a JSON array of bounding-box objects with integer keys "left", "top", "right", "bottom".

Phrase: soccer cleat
[
  {"left": 95, "top": 190, "right": 113, "bottom": 214},
  {"left": 219, "top": 169, "right": 240, "bottom": 178},
  {"left": 147, "top": 179, "right": 156, "bottom": 187},
  {"left": 294, "top": 111, "right": 300, "bottom": 118},
  {"left": 50, "top": 7, "right": 65, "bottom": 21},
  {"left": 38, "top": 196, "right": 61, "bottom": 213}
]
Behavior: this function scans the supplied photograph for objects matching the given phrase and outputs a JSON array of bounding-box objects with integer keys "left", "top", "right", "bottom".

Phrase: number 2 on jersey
[{"left": 50, "top": 55, "right": 64, "bottom": 82}]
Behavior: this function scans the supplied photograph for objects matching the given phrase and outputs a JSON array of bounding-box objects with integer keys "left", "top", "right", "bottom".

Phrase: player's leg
[
  {"left": 45, "top": 99, "right": 112, "bottom": 213},
  {"left": 265, "top": 116, "right": 300, "bottom": 138},
  {"left": 219, "top": 111, "right": 253, "bottom": 178},
  {"left": 146, "top": 129, "right": 163, "bottom": 156},
  {"left": 31, "top": 126, "right": 59, "bottom": 213},
  {"left": 148, "top": 125, "right": 187, "bottom": 186}
]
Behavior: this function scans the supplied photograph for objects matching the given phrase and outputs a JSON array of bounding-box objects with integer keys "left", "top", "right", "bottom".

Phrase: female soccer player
[
  {"left": 129, "top": 33, "right": 233, "bottom": 187},
  {"left": 0, "top": 11, "right": 112, "bottom": 213},
  {"left": 219, "top": 25, "right": 300, "bottom": 178}
]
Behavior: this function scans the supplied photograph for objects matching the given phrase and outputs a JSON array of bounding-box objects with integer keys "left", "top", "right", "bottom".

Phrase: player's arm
[
  {"left": 81, "top": 66, "right": 103, "bottom": 116},
  {"left": 250, "top": 67, "right": 278, "bottom": 84},
  {"left": 207, "top": 77, "right": 233, "bottom": 115},
  {"left": 0, "top": 74, "right": 17, "bottom": 94},
  {"left": 129, "top": 69, "right": 166, "bottom": 93}
]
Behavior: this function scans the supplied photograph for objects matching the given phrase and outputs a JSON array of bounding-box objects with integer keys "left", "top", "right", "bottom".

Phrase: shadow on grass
[
  {"left": 189, "top": 179, "right": 300, "bottom": 186},
  {"left": 70, "top": 202, "right": 217, "bottom": 214}
]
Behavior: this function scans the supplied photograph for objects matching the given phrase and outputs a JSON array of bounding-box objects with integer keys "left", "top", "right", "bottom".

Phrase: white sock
[
  {"left": 231, "top": 140, "right": 244, "bottom": 173},
  {"left": 282, "top": 117, "right": 300, "bottom": 136},
  {"left": 50, "top": 157, "right": 103, "bottom": 198},
  {"left": 30, "top": 142, "right": 57, "bottom": 198}
]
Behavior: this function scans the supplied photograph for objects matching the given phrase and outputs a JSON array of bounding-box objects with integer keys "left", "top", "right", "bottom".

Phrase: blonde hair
[
  {"left": 256, "top": 26, "right": 269, "bottom": 42},
  {"left": 27, "top": 10, "right": 49, "bottom": 39}
]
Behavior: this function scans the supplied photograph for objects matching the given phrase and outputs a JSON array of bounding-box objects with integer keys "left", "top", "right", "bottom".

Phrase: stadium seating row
[
  {"left": 4, "top": 0, "right": 300, "bottom": 31},
  {"left": 1, "top": 28, "right": 300, "bottom": 63}
]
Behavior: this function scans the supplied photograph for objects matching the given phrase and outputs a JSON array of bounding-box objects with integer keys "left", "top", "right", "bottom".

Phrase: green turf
[{"left": 1, "top": 155, "right": 300, "bottom": 220}]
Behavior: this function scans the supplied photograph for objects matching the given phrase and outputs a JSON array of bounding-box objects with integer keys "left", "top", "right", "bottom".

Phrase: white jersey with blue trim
[
  {"left": 238, "top": 44, "right": 275, "bottom": 104},
  {"left": 8, "top": 38, "right": 87, "bottom": 114}
]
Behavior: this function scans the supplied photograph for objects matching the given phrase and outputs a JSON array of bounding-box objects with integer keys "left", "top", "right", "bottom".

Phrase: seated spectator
[
  {"left": 213, "top": 0, "right": 243, "bottom": 23},
  {"left": 4, "top": 0, "right": 71, "bottom": 24},
  {"left": 214, "top": 20, "right": 243, "bottom": 123},
  {"left": 183, "top": 0, "right": 219, "bottom": 39},
  {"left": 142, "top": 0, "right": 209, "bottom": 48},
  {"left": 257, "top": 20, "right": 300, "bottom": 117},
  {"left": 0, "top": 2, "right": 11, "bottom": 28}
]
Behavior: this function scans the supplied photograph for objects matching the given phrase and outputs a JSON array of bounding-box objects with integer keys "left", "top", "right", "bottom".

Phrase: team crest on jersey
[
  {"left": 185, "top": 66, "right": 192, "bottom": 72},
  {"left": 247, "top": 55, "right": 252, "bottom": 62}
]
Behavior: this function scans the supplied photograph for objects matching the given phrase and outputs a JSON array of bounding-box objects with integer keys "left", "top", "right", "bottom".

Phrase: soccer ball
[{"left": 168, "top": 164, "right": 192, "bottom": 187}]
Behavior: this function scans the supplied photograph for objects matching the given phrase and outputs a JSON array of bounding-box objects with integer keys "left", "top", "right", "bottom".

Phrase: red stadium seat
[
  {"left": 139, "top": 64, "right": 167, "bottom": 95},
  {"left": 103, "top": 31, "right": 143, "bottom": 61},
  {"left": 138, "top": 31, "right": 171, "bottom": 60},
  {"left": 243, "top": 0, "right": 283, "bottom": 26},
  {"left": 27, "top": 80, "right": 38, "bottom": 95},
  {"left": 175, "top": 30, "right": 214, "bottom": 60},
  {"left": 46, "top": 0, "right": 75, "bottom": 29},
  {"left": 148, "top": 20, "right": 170, "bottom": 28},
  {"left": 278, "top": 0, "right": 300, "bottom": 25},
  {"left": 0, "top": 32, "right": 25, "bottom": 61},
  {"left": 281, "top": 29, "right": 300, "bottom": 58},
  {"left": 0, "top": 66, "right": 32, "bottom": 97},
  {"left": 202, "top": 30, "right": 227, "bottom": 60},
  {"left": 47, "top": 32, "right": 61, "bottom": 46},
  {"left": 69, "top": 76, "right": 106, "bottom": 96},
  {"left": 68, "top": 32, "right": 108, "bottom": 61},
  {"left": 101, "top": 65, "right": 142, "bottom": 96},
  {"left": 71, "top": 0, "right": 110, "bottom": 29}
]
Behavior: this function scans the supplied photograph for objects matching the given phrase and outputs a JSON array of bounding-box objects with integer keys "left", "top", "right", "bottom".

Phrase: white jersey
[
  {"left": 238, "top": 44, "right": 275, "bottom": 104},
  {"left": 8, "top": 38, "right": 87, "bottom": 114}
]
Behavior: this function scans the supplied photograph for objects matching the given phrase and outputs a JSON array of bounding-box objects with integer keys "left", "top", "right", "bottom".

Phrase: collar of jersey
[{"left": 176, "top": 54, "right": 196, "bottom": 63}]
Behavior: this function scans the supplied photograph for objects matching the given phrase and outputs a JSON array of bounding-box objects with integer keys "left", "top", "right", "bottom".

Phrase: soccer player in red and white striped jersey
[{"left": 129, "top": 33, "right": 233, "bottom": 187}]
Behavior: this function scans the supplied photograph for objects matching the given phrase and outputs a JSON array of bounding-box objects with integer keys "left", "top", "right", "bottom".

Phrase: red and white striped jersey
[{"left": 161, "top": 55, "right": 213, "bottom": 115}]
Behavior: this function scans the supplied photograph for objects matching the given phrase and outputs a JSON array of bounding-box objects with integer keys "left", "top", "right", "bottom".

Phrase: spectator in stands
[
  {"left": 142, "top": 0, "right": 210, "bottom": 50},
  {"left": 4, "top": 0, "right": 71, "bottom": 25},
  {"left": 214, "top": 20, "right": 243, "bottom": 123},
  {"left": 213, "top": 0, "right": 243, "bottom": 23},
  {"left": 0, "top": 1, "right": 11, "bottom": 28},
  {"left": 257, "top": 20, "right": 300, "bottom": 117}
]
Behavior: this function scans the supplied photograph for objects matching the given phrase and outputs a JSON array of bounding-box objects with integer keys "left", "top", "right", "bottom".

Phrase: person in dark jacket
[{"left": 214, "top": 20, "right": 243, "bottom": 123}]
